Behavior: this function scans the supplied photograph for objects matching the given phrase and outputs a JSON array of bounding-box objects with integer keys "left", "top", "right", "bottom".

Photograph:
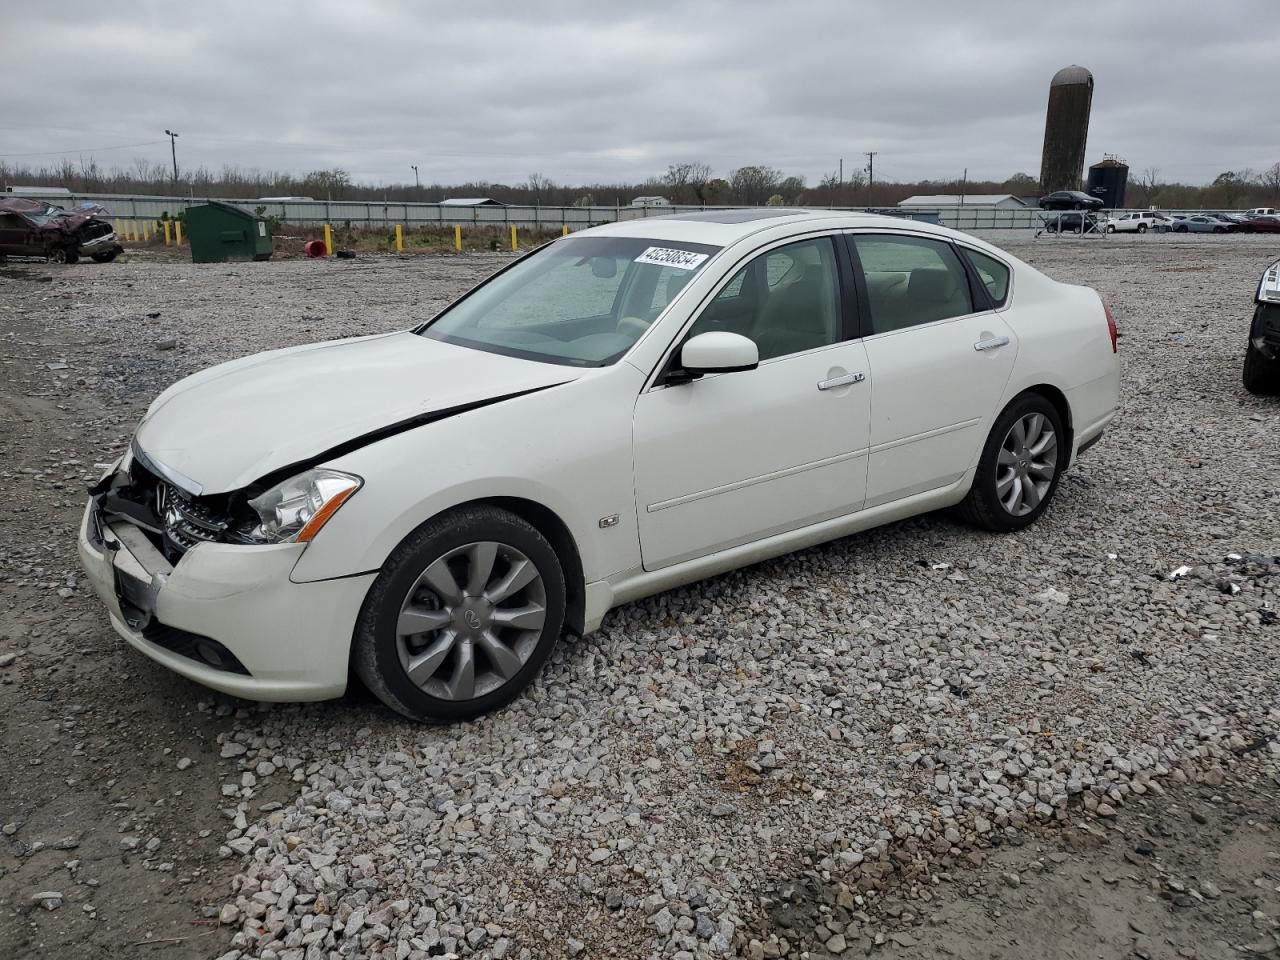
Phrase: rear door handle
[
  {"left": 974, "top": 336, "right": 1010, "bottom": 352},
  {"left": 817, "top": 372, "right": 865, "bottom": 390}
]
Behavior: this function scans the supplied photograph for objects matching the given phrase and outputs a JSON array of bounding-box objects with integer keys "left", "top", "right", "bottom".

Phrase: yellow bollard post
[
  {"left": 510, "top": 224, "right": 517, "bottom": 252},
  {"left": 562, "top": 224, "right": 569, "bottom": 237},
  {"left": 395, "top": 223, "right": 403, "bottom": 253},
  {"left": 143, "top": 221, "right": 151, "bottom": 242},
  {"left": 128, "top": 221, "right": 137, "bottom": 242},
  {"left": 454, "top": 225, "right": 462, "bottom": 252},
  {"left": 114, "top": 219, "right": 122, "bottom": 237},
  {"left": 175, "top": 220, "right": 182, "bottom": 245},
  {"left": 323, "top": 223, "right": 333, "bottom": 256},
  {"left": 163, "top": 220, "right": 172, "bottom": 246}
]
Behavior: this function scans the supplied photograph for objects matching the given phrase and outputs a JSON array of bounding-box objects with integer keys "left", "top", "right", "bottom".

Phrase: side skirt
[{"left": 581, "top": 470, "right": 975, "bottom": 632}]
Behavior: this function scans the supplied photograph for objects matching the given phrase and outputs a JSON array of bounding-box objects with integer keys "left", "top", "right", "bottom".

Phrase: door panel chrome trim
[
  {"left": 868, "top": 418, "right": 981, "bottom": 455},
  {"left": 646, "top": 446, "right": 870, "bottom": 514}
]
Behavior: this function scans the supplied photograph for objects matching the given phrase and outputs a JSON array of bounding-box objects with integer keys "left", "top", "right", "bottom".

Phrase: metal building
[
  {"left": 1040, "top": 65, "right": 1094, "bottom": 192},
  {"left": 1087, "top": 156, "right": 1129, "bottom": 209}
]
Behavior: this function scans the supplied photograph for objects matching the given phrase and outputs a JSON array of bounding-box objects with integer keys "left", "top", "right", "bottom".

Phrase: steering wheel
[{"left": 616, "top": 316, "right": 651, "bottom": 340}]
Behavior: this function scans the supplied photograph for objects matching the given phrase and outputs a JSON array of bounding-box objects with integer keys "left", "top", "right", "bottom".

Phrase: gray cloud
[{"left": 1, "top": 0, "right": 1272, "bottom": 187}]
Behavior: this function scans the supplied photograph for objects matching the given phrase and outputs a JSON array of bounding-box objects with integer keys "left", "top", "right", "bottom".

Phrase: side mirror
[{"left": 677, "top": 331, "right": 759, "bottom": 379}]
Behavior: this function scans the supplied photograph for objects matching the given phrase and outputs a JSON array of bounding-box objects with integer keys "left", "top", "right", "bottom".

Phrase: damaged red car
[{"left": 0, "top": 198, "right": 123, "bottom": 263}]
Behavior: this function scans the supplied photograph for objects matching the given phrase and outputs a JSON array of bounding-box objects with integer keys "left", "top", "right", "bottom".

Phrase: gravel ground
[{"left": 1, "top": 233, "right": 1278, "bottom": 960}]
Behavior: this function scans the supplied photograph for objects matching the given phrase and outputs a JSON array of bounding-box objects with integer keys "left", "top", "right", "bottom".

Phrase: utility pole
[
  {"left": 164, "top": 129, "right": 179, "bottom": 188},
  {"left": 960, "top": 167, "right": 967, "bottom": 206},
  {"left": 838, "top": 157, "right": 843, "bottom": 188},
  {"left": 865, "top": 151, "right": 878, "bottom": 205},
  {"left": 411, "top": 164, "right": 419, "bottom": 189}
]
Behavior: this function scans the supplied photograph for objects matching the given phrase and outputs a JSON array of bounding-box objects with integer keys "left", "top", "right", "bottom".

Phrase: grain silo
[{"left": 1040, "top": 65, "right": 1094, "bottom": 192}]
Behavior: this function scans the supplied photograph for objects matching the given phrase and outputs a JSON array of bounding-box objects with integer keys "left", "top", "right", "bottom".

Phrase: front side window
[
  {"left": 420, "top": 236, "right": 720, "bottom": 366},
  {"left": 852, "top": 234, "right": 974, "bottom": 334},
  {"left": 964, "top": 248, "right": 1011, "bottom": 307},
  {"left": 683, "top": 236, "right": 842, "bottom": 362}
]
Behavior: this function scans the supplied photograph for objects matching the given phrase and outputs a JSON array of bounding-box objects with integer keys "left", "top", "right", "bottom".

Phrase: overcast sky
[{"left": 2, "top": 0, "right": 1273, "bottom": 189}]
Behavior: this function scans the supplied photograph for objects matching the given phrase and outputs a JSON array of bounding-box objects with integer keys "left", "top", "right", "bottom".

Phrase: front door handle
[
  {"left": 974, "top": 336, "right": 1010, "bottom": 352},
  {"left": 817, "top": 372, "right": 865, "bottom": 391}
]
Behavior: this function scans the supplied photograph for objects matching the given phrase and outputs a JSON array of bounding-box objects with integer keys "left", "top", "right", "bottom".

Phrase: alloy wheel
[
  {"left": 395, "top": 541, "right": 546, "bottom": 701},
  {"left": 995, "top": 413, "right": 1058, "bottom": 516}
]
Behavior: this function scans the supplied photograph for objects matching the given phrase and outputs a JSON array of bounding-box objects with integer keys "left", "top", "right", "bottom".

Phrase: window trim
[
  {"left": 644, "top": 231, "right": 856, "bottom": 391},
  {"left": 955, "top": 244, "right": 1012, "bottom": 310},
  {"left": 843, "top": 228, "right": 995, "bottom": 338}
]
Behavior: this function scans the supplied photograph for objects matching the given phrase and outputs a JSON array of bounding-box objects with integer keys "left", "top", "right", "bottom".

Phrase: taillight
[{"left": 1103, "top": 300, "right": 1118, "bottom": 353}]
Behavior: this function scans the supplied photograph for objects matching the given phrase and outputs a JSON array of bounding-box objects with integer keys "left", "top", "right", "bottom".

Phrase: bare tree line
[{"left": 3, "top": 155, "right": 1279, "bottom": 210}]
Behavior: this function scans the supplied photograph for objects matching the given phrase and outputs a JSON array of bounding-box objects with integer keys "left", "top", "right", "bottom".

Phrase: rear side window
[
  {"left": 851, "top": 234, "right": 974, "bottom": 334},
  {"left": 964, "top": 248, "right": 1011, "bottom": 307}
]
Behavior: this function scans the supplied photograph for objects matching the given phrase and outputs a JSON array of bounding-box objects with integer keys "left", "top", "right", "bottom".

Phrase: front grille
[
  {"left": 157, "top": 481, "right": 229, "bottom": 550},
  {"left": 80, "top": 221, "right": 112, "bottom": 241}
]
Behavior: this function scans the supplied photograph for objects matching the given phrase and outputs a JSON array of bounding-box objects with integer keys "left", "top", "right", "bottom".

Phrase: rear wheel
[
  {"left": 957, "top": 393, "right": 1065, "bottom": 532},
  {"left": 48, "top": 247, "right": 78, "bottom": 264},
  {"left": 353, "top": 505, "right": 566, "bottom": 722}
]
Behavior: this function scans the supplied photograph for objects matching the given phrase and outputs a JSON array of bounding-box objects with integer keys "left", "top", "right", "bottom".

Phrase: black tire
[
  {"left": 956, "top": 392, "right": 1067, "bottom": 533},
  {"left": 1137, "top": 223, "right": 1147, "bottom": 234},
  {"left": 1106, "top": 224, "right": 1115, "bottom": 234},
  {"left": 1214, "top": 226, "right": 1225, "bottom": 234},
  {"left": 353, "top": 505, "right": 566, "bottom": 722},
  {"left": 1243, "top": 342, "right": 1280, "bottom": 396},
  {"left": 92, "top": 249, "right": 119, "bottom": 263}
]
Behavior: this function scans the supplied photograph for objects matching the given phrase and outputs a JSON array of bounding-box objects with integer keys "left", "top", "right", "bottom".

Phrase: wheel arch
[{"left": 448, "top": 495, "right": 587, "bottom": 636}]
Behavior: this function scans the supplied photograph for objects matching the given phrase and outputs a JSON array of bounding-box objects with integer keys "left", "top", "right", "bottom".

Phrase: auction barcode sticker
[{"left": 634, "top": 247, "right": 709, "bottom": 271}]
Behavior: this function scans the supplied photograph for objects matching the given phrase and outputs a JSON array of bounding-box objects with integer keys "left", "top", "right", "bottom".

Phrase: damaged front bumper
[{"left": 77, "top": 469, "right": 375, "bottom": 702}]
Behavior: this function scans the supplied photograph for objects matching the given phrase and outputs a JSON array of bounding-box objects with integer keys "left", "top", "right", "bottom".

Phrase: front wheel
[
  {"left": 92, "top": 249, "right": 119, "bottom": 263},
  {"left": 353, "top": 505, "right": 566, "bottom": 722},
  {"left": 956, "top": 394, "right": 1066, "bottom": 532},
  {"left": 1243, "top": 342, "right": 1280, "bottom": 396},
  {"left": 1137, "top": 223, "right": 1148, "bottom": 234},
  {"left": 1106, "top": 224, "right": 1116, "bottom": 233}
]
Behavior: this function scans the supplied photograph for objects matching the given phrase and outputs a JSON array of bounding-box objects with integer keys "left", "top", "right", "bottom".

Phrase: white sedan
[{"left": 78, "top": 210, "right": 1121, "bottom": 721}]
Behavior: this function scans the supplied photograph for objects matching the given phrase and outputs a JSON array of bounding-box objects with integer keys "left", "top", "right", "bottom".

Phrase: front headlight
[{"left": 246, "top": 468, "right": 362, "bottom": 544}]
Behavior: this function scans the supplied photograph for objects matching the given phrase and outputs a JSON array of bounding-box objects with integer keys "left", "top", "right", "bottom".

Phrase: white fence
[{"left": 5, "top": 190, "right": 1247, "bottom": 232}]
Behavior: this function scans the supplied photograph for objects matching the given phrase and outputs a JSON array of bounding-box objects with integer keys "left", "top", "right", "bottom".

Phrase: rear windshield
[{"left": 419, "top": 236, "right": 721, "bottom": 366}]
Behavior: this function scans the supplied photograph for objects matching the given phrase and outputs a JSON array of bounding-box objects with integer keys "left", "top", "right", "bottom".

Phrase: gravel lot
[{"left": 1, "top": 234, "right": 1278, "bottom": 960}]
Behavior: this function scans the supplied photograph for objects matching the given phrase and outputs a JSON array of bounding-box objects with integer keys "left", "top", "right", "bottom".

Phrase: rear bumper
[{"left": 76, "top": 501, "right": 374, "bottom": 701}]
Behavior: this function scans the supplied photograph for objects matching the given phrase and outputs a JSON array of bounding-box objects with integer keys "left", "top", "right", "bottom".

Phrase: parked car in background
[
  {"left": 1244, "top": 258, "right": 1280, "bottom": 395},
  {"left": 0, "top": 198, "right": 122, "bottom": 263},
  {"left": 1039, "top": 190, "right": 1105, "bottom": 211},
  {"left": 1217, "top": 213, "right": 1251, "bottom": 229},
  {"left": 78, "top": 209, "right": 1120, "bottom": 721},
  {"left": 1242, "top": 215, "right": 1280, "bottom": 233},
  {"left": 1042, "top": 212, "right": 1101, "bottom": 233},
  {"left": 1246, "top": 207, "right": 1277, "bottom": 217},
  {"left": 1106, "top": 211, "right": 1163, "bottom": 233},
  {"left": 1171, "top": 215, "right": 1232, "bottom": 234}
]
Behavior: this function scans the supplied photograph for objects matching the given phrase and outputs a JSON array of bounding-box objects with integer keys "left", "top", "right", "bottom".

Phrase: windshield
[{"left": 419, "top": 236, "right": 721, "bottom": 366}]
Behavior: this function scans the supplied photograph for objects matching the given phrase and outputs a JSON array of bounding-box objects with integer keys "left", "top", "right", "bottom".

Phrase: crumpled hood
[{"left": 134, "top": 331, "right": 576, "bottom": 494}]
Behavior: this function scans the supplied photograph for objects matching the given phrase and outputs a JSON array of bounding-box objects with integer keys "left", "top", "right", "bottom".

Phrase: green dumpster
[{"left": 183, "top": 201, "right": 273, "bottom": 263}]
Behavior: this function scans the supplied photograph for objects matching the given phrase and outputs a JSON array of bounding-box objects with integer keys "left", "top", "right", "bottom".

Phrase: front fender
[{"left": 288, "top": 367, "right": 643, "bottom": 585}]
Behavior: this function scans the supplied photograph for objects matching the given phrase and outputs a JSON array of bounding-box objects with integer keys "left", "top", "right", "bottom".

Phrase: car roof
[{"left": 577, "top": 208, "right": 964, "bottom": 247}]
